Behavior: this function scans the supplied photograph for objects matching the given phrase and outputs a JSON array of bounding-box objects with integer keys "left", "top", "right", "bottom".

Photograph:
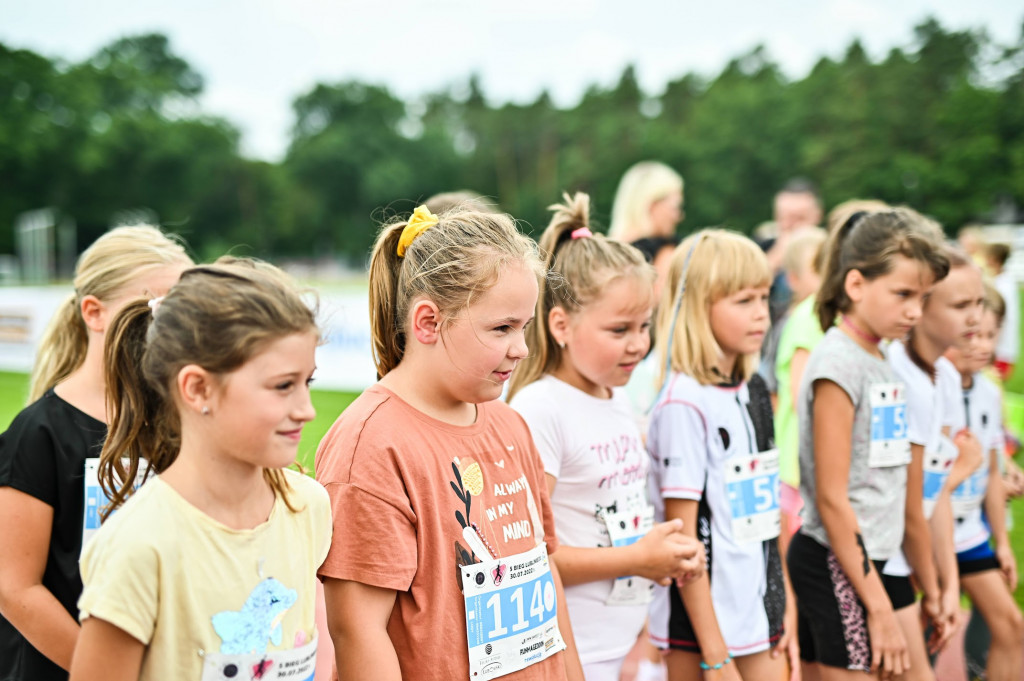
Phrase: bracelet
[{"left": 699, "top": 653, "right": 733, "bottom": 671}]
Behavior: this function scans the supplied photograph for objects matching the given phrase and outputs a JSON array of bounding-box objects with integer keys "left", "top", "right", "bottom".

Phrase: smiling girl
[
  {"left": 508, "top": 193, "right": 703, "bottom": 681},
  {"left": 647, "top": 229, "right": 797, "bottom": 681}
]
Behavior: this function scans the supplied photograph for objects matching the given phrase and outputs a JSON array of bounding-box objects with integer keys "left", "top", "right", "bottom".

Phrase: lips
[
  {"left": 278, "top": 428, "right": 303, "bottom": 442},
  {"left": 493, "top": 370, "right": 512, "bottom": 382}
]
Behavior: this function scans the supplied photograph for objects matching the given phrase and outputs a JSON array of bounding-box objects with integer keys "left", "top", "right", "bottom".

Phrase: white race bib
[
  {"left": 922, "top": 435, "right": 957, "bottom": 517},
  {"left": 82, "top": 458, "right": 150, "bottom": 552},
  {"left": 951, "top": 455, "right": 988, "bottom": 518},
  {"left": 602, "top": 506, "right": 655, "bottom": 606},
  {"left": 869, "top": 383, "right": 911, "bottom": 468},
  {"left": 463, "top": 543, "right": 565, "bottom": 680},
  {"left": 200, "top": 637, "right": 316, "bottom": 681},
  {"left": 725, "top": 448, "right": 781, "bottom": 544}
]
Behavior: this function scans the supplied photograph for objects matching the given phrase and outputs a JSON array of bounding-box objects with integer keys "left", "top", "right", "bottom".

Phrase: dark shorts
[
  {"left": 957, "top": 541, "right": 1000, "bottom": 576},
  {"left": 881, "top": 573, "right": 917, "bottom": 610},
  {"left": 788, "top": 532, "right": 892, "bottom": 671}
]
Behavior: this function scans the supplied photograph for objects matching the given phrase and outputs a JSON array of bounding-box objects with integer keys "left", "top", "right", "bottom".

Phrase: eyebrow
[{"left": 489, "top": 316, "right": 533, "bottom": 326}]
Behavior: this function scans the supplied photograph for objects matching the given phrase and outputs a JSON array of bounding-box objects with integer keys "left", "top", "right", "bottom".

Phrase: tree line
[{"left": 2, "top": 18, "right": 1023, "bottom": 266}]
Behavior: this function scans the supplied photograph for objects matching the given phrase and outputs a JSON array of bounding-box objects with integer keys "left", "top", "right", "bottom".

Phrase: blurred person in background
[
  {"left": 985, "top": 243, "right": 1019, "bottom": 382},
  {"left": 762, "top": 179, "right": 824, "bottom": 323}
]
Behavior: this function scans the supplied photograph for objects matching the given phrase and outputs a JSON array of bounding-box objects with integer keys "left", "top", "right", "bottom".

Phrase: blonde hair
[
  {"left": 99, "top": 259, "right": 318, "bottom": 518},
  {"left": 816, "top": 208, "right": 950, "bottom": 331},
  {"left": 983, "top": 281, "right": 1006, "bottom": 324},
  {"left": 609, "top": 161, "right": 684, "bottom": 242},
  {"left": 29, "top": 226, "right": 192, "bottom": 403},
  {"left": 368, "top": 206, "right": 543, "bottom": 378},
  {"left": 656, "top": 229, "right": 771, "bottom": 386},
  {"left": 508, "top": 193, "right": 654, "bottom": 400},
  {"left": 424, "top": 191, "right": 498, "bottom": 215},
  {"left": 782, "top": 228, "right": 827, "bottom": 275}
]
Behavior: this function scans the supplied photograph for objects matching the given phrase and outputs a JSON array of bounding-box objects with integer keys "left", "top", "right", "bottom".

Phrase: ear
[
  {"left": 844, "top": 269, "right": 865, "bottom": 305},
  {"left": 80, "top": 295, "right": 106, "bottom": 334},
  {"left": 409, "top": 298, "right": 442, "bottom": 346},
  {"left": 548, "top": 306, "right": 571, "bottom": 347},
  {"left": 176, "top": 364, "right": 217, "bottom": 416}
]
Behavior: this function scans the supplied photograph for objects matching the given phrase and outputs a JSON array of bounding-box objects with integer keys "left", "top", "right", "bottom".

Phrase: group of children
[{"left": 0, "top": 192, "right": 1021, "bottom": 681}]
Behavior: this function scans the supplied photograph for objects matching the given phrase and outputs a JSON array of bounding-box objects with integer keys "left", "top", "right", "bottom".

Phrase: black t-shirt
[{"left": 0, "top": 389, "right": 106, "bottom": 681}]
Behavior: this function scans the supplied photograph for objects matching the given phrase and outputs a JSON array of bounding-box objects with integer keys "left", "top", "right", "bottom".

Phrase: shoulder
[
  {"left": 315, "top": 386, "right": 406, "bottom": 474},
  {"left": 975, "top": 373, "right": 1002, "bottom": 402},
  {"left": 652, "top": 373, "right": 709, "bottom": 423},
  {"left": 83, "top": 481, "right": 169, "bottom": 562},
  {"left": 283, "top": 468, "right": 329, "bottom": 505},
  {"left": 482, "top": 399, "right": 533, "bottom": 437},
  {"left": 508, "top": 378, "right": 562, "bottom": 421}
]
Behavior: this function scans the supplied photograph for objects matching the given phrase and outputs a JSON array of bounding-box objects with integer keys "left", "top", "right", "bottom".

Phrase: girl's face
[
  {"left": 968, "top": 309, "right": 1000, "bottom": 373},
  {"left": 919, "top": 264, "right": 984, "bottom": 351},
  {"left": 439, "top": 261, "right": 538, "bottom": 404},
  {"left": 207, "top": 330, "right": 318, "bottom": 470},
  {"left": 709, "top": 284, "right": 770, "bottom": 376},
  {"left": 849, "top": 255, "right": 933, "bottom": 340},
  {"left": 649, "top": 191, "right": 683, "bottom": 237},
  {"left": 555, "top": 276, "right": 653, "bottom": 398}
]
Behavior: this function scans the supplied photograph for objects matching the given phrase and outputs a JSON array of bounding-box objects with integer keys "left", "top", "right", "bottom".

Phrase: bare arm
[
  {"left": 544, "top": 475, "right": 700, "bottom": 587},
  {"left": 899, "top": 444, "right": 941, "bottom": 604},
  {"left": 68, "top": 617, "right": 144, "bottom": 681},
  {"left": 812, "top": 380, "right": 908, "bottom": 676},
  {"left": 323, "top": 578, "right": 402, "bottom": 681},
  {"left": 983, "top": 450, "right": 1017, "bottom": 590},
  {"left": 0, "top": 487, "right": 80, "bottom": 671},
  {"left": 788, "top": 348, "right": 811, "bottom": 413}
]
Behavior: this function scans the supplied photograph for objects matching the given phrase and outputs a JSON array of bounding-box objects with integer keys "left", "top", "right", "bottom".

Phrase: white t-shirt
[
  {"left": 995, "top": 271, "right": 1019, "bottom": 364},
  {"left": 510, "top": 375, "right": 651, "bottom": 665},
  {"left": 883, "top": 343, "right": 960, "bottom": 577},
  {"left": 647, "top": 372, "right": 784, "bottom": 655},
  {"left": 952, "top": 373, "right": 1003, "bottom": 552}
]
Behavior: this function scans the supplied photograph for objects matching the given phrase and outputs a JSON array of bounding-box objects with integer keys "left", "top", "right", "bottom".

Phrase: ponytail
[
  {"left": 98, "top": 299, "right": 168, "bottom": 518},
  {"left": 29, "top": 293, "right": 88, "bottom": 402},
  {"left": 368, "top": 222, "right": 408, "bottom": 378},
  {"left": 815, "top": 211, "right": 866, "bottom": 332}
]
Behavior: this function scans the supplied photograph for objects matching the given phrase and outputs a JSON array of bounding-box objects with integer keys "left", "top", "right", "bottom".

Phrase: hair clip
[
  {"left": 570, "top": 227, "right": 593, "bottom": 240},
  {"left": 148, "top": 296, "right": 165, "bottom": 315}
]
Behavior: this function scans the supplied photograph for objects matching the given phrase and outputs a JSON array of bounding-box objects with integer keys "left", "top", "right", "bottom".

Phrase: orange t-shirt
[{"left": 316, "top": 385, "right": 567, "bottom": 681}]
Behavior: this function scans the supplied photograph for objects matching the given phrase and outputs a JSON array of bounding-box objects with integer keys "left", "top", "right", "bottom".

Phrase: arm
[
  {"left": 788, "top": 348, "right": 810, "bottom": 413},
  {"left": 812, "top": 381, "right": 908, "bottom": 676},
  {"left": 0, "top": 487, "right": 80, "bottom": 670},
  {"left": 543, "top": 475, "right": 700, "bottom": 587},
  {"left": 68, "top": 617, "right": 144, "bottom": 681},
  {"left": 983, "top": 451, "right": 1017, "bottom": 590},
  {"left": 773, "top": 533, "right": 800, "bottom": 680},
  {"left": 665, "top": 498, "right": 738, "bottom": 677},
  {"left": 323, "top": 578, "right": 402, "bottom": 681},
  {"left": 550, "top": 560, "right": 585, "bottom": 681},
  {"left": 898, "top": 445, "right": 941, "bottom": 623}
]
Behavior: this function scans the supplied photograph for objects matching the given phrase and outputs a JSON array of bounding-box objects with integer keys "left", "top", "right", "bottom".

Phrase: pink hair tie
[{"left": 570, "top": 227, "right": 593, "bottom": 239}]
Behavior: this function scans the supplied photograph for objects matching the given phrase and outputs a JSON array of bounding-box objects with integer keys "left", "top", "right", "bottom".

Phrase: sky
[{"left": 2, "top": 0, "right": 1021, "bottom": 161}]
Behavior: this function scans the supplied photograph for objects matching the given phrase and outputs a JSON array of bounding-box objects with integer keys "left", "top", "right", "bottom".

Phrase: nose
[
  {"left": 509, "top": 330, "right": 529, "bottom": 360},
  {"left": 294, "top": 387, "right": 316, "bottom": 424},
  {"left": 905, "top": 298, "right": 923, "bottom": 323},
  {"left": 627, "top": 329, "right": 650, "bottom": 356}
]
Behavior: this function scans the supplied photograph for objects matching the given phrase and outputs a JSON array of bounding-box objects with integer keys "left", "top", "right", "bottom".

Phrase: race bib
[
  {"left": 869, "top": 383, "right": 911, "bottom": 468},
  {"left": 82, "top": 458, "right": 151, "bottom": 551},
  {"left": 951, "top": 457, "right": 988, "bottom": 518},
  {"left": 200, "top": 637, "right": 316, "bottom": 681},
  {"left": 922, "top": 436, "right": 957, "bottom": 517},
  {"left": 463, "top": 543, "right": 565, "bottom": 680},
  {"left": 602, "top": 506, "right": 655, "bottom": 606},
  {"left": 725, "top": 448, "right": 781, "bottom": 544}
]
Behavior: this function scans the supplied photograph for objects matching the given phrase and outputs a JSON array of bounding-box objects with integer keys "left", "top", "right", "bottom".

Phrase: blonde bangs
[{"left": 656, "top": 229, "right": 770, "bottom": 387}]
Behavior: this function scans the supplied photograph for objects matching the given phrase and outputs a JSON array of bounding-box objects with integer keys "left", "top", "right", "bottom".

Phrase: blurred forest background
[{"left": 2, "top": 16, "right": 1024, "bottom": 266}]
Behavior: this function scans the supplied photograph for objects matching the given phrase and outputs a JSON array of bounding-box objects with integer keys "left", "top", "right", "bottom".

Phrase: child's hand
[
  {"left": 996, "top": 543, "right": 1018, "bottom": 591},
  {"left": 772, "top": 597, "right": 801, "bottom": 681},
  {"left": 930, "top": 586, "right": 962, "bottom": 653},
  {"left": 1003, "top": 459, "right": 1024, "bottom": 498},
  {"left": 866, "top": 606, "right": 909, "bottom": 679},
  {"left": 920, "top": 592, "right": 944, "bottom": 655},
  {"left": 633, "top": 519, "right": 702, "bottom": 585},
  {"left": 674, "top": 535, "right": 706, "bottom": 587},
  {"left": 949, "top": 429, "right": 983, "bottom": 490}
]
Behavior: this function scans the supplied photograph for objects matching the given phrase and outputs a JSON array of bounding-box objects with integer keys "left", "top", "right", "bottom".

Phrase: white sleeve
[
  {"left": 649, "top": 399, "right": 709, "bottom": 501},
  {"left": 996, "top": 276, "right": 1020, "bottom": 363},
  {"left": 901, "top": 376, "right": 935, "bottom": 446},
  {"left": 510, "top": 392, "right": 565, "bottom": 479}
]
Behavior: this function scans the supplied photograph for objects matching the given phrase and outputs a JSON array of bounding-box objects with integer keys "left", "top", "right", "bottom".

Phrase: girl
[
  {"left": 507, "top": 193, "right": 704, "bottom": 681},
  {"left": 0, "top": 226, "right": 191, "bottom": 681},
  {"left": 881, "top": 243, "right": 985, "bottom": 681},
  {"left": 788, "top": 208, "right": 948, "bottom": 681},
  {"left": 316, "top": 206, "right": 585, "bottom": 681},
  {"left": 946, "top": 286, "right": 1023, "bottom": 681},
  {"left": 647, "top": 229, "right": 797, "bottom": 681},
  {"left": 68, "top": 260, "right": 331, "bottom": 681}
]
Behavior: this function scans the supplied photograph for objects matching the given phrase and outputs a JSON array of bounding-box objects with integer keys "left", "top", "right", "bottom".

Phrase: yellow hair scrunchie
[{"left": 396, "top": 205, "right": 439, "bottom": 257}]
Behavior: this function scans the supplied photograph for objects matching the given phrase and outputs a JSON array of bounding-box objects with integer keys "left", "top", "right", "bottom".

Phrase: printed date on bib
[{"left": 463, "top": 543, "right": 565, "bottom": 680}]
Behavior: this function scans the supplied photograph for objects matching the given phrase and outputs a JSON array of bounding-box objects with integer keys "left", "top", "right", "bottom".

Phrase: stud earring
[{"left": 201, "top": 406, "right": 210, "bottom": 416}]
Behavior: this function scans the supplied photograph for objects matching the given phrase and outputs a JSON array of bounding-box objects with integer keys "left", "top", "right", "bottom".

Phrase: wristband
[{"left": 699, "top": 653, "right": 732, "bottom": 671}]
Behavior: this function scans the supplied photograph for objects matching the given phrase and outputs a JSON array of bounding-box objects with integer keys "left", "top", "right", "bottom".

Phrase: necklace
[{"left": 841, "top": 315, "right": 881, "bottom": 345}]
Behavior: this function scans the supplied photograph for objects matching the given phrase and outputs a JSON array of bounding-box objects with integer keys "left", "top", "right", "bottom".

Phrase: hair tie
[
  {"left": 397, "top": 205, "right": 439, "bottom": 257},
  {"left": 570, "top": 227, "right": 593, "bottom": 239},
  {"left": 839, "top": 210, "right": 868, "bottom": 235},
  {"left": 147, "top": 296, "right": 164, "bottom": 315}
]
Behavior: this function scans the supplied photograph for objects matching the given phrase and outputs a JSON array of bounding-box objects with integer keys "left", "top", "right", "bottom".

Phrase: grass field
[{"left": 2, "top": 370, "right": 1023, "bottom": 610}]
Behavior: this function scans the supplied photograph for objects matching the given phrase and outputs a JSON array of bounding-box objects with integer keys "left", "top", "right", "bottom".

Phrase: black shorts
[
  {"left": 958, "top": 540, "right": 1000, "bottom": 576},
  {"left": 788, "top": 532, "right": 892, "bottom": 671},
  {"left": 881, "top": 573, "right": 916, "bottom": 610}
]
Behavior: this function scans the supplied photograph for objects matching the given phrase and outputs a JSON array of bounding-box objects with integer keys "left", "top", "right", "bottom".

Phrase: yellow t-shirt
[{"left": 78, "top": 469, "right": 331, "bottom": 680}]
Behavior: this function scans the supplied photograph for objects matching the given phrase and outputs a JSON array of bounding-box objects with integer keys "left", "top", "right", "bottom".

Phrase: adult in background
[
  {"left": 762, "top": 179, "right": 824, "bottom": 323},
  {"left": 985, "top": 242, "right": 1019, "bottom": 381}
]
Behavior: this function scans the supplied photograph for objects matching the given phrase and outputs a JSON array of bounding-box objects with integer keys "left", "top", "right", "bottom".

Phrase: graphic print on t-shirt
[{"left": 211, "top": 577, "right": 298, "bottom": 654}]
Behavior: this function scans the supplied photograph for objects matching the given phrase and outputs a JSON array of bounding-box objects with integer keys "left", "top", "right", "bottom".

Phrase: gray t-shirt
[{"left": 798, "top": 327, "right": 910, "bottom": 560}]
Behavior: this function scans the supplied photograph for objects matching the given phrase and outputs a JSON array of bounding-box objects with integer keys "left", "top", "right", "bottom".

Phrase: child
[
  {"left": 946, "top": 286, "right": 1024, "bottom": 681},
  {"left": 788, "top": 208, "right": 949, "bottom": 680},
  {"left": 647, "top": 229, "right": 797, "bottom": 681},
  {"left": 507, "top": 193, "right": 703, "bottom": 681},
  {"left": 68, "top": 260, "right": 331, "bottom": 680},
  {"left": 316, "top": 206, "right": 584, "bottom": 681},
  {"left": 0, "top": 226, "right": 191, "bottom": 681},
  {"left": 881, "top": 244, "right": 985, "bottom": 680}
]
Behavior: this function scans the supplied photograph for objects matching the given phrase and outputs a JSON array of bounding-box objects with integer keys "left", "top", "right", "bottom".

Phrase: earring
[
  {"left": 558, "top": 341, "right": 565, "bottom": 349},
  {"left": 201, "top": 406, "right": 210, "bottom": 416}
]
